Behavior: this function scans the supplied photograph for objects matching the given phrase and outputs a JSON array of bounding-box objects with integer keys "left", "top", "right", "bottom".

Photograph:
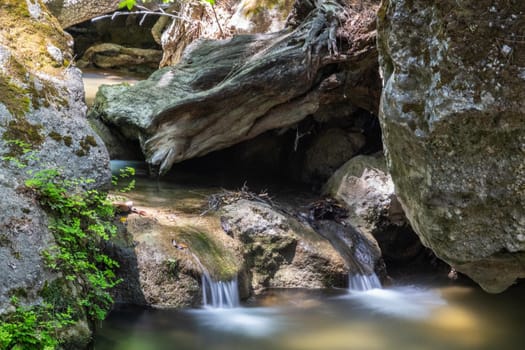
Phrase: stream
[
  {"left": 94, "top": 170, "right": 525, "bottom": 350},
  {"left": 93, "top": 282, "right": 525, "bottom": 350},
  {"left": 86, "top": 71, "right": 525, "bottom": 350}
]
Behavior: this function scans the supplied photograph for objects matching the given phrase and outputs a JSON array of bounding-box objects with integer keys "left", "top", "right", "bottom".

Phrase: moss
[
  {"left": 76, "top": 135, "right": 98, "bottom": 156},
  {"left": 48, "top": 131, "right": 63, "bottom": 142},
  {"left": 8, "top": 288, "right": 28, "bottom": 299},
  {"left": 2, "top": 119, "right": 44, "bottom": 157},
  {"left": 0, "top": 234, "right": 11, "bottom": 247},
  {"left": 178, "top": 226, "right": 238, "bottom": 280},
  {"left": 0, "top": 75, "right": 31, "bottom": 118},
  {"left": 1, "top": 0, "right": 30, "bottom": 18},
  {"left": 75, "top": 149, "right": 86, "bottom": 157},
  {"left": 63, "top": 135, "right": 73, "bottom": 146}
]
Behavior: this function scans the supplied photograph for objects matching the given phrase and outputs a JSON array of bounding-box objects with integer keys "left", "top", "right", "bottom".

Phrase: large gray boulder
[
  {"left": 0, "top": 0, "right": 110, "bottom": 340},
  {"left": 377, "top": 0, "right": 525, "bottom": 292}
]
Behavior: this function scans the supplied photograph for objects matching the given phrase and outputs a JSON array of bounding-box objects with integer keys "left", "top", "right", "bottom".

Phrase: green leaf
[{"left": 118, "top": 0, "right": 137, "bottom": 10}]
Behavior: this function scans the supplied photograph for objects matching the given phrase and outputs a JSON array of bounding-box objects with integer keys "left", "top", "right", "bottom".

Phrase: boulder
[
  {"left": 76, "top": 43, "right": 162, "bottom": 73},
  {"left": 323, "top": 154, "right": 423, "bottom": 263},
  {"left": 108, "top": 190, "right": 244, "bottom": 307},
  {"left": 377, "top": 0, "right": 525, "bottom": 292},
  {"left": 303, "top": 128, "right": 366, "bottom": 183},
  {"left": 220, "top": 199, "right": 347, "bottom": 293},
  {"left": 0, "top": 0, "right": 110, "bottom": 345},
  {"left": 43, "top": 0, "right": 120, "bottom": 28}
]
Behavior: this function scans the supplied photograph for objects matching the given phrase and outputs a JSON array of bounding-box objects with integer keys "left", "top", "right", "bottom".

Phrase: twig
[
  {"left": 91, "top": 10, "right": 201, "bottom": 26},
  {"left": 209, "top": 4, "right": 224, "bottom": 38}
]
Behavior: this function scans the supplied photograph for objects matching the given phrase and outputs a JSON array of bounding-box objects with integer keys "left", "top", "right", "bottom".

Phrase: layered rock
[
  {"left": 377, "top": 0, "right": 525, "bottom": 292},
  {"left": 0, "top": 0, "right": 110, "bottom": 345},
  {"left": 89, "top": 0, "right": 381, "bottom": 175}
]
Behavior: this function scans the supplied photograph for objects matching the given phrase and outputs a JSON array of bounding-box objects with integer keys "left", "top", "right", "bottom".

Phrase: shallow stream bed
[{"left": 93, "top": 282, "right": 525, "bottom": 350}]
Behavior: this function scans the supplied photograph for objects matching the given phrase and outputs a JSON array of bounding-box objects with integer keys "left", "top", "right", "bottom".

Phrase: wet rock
[
  {"left": 220, "top": 199, "right": 347, "bottom": 293},
  {"left": 323, "top": 154, "right": 422, "bottom": 263},
  {"left": 110, "top": 200, "right": 243, "bottom": 307},
  {"left": 377, "top": 0, "right": 525, "bottom": 292}
]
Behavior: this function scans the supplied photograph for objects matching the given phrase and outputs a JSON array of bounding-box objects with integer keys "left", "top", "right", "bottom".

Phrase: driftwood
[{"left": 89, "top": 0, "right": 381, "bottom": 175}]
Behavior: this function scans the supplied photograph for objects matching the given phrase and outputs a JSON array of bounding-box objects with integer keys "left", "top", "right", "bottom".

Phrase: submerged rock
[{"left": 377, "top": 0, "right": 525, "bottom": 292}]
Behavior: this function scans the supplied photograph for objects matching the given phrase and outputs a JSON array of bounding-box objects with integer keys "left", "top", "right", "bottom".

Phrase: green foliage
[
  {"left": 0, "top": 297, "right": 74, "bottom": 350},
  {"left": 118, "top": 0, "right": 212, "bottom": 10},
  {"left": 25, "top": 169, "right": 121, "bottom": 322},
  {"left": 1, "top": 139, "right": 35, "bottom": 168},
  {"left": 118, "top": 0, "right": 176, "bottom": 10},
  {"left": 112, "top": 166, "right": 136, "bottom": 193}
]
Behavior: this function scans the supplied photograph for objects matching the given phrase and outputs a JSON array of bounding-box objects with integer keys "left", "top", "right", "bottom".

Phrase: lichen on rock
[{"left": 377, "top": 0, "right": 525, "bottom": 292}]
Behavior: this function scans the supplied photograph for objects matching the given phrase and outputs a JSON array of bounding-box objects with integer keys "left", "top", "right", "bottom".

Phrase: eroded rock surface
[{"left": 377, "top": 0, "right": 525, "bottom": 292}]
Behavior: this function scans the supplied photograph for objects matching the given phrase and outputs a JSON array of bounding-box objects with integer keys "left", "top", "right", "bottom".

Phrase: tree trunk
[{"left": 89, "top": 0, "right": 381, "bottom": 175}]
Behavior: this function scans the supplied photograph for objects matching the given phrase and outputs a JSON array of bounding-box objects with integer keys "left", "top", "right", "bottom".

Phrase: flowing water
[
  {"left": 91, "top": 164, "right": 525, "bottom": 350},
  {"left": 86, "top": 70, "right": 525, "bottom": 350},
  {"left": 93, "top": 282, "right": 525, "bottom": 350},
  {"left": 348, "top": 273, "right": 382, "bottom": 291}
]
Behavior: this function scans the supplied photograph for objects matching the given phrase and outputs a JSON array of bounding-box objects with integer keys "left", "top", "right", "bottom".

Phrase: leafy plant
[
  {"left": 0, "top": 297, "right": 74, "bottom": 350},
  {"left": 112, "top": 166, "right": 136, "bottom": 193},
  {"left": 25, "top": 169, "right": 121, "bottom": 322}
]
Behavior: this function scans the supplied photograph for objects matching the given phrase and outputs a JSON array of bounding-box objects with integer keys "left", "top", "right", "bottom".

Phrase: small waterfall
[
  {"left": 349, "top": 273, "right": 382, "bottom": 291},
  {"left": 201, "top": 273, "right": 240, "bottom": 309},
  {"left": 190, "top": 252, "right": 240, "bottom": 308}
]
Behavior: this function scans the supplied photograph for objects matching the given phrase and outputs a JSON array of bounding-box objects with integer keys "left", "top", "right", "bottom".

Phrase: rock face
[
  {"left": 89, "top": 0, "right": 381, "bottom": 175},
  {"left": 0, "top": 0, "right": 110, "bottom": 345},
  {"left": 377, "top": 0, "right": 525, "bottom": 292},
  {"left": 220, "top": 199, "right": 347, "bottom": 293}
]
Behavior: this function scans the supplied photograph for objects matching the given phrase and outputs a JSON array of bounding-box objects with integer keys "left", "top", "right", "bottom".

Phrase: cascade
[
  {"left": 348, "top": 273, "right": 382, "bottom": 291},
  {"left": 201, "top": 273, "right": 240, "bottom": 309},
  {"left": 190, "top": 252, "right": 240, "bottom": 308}
]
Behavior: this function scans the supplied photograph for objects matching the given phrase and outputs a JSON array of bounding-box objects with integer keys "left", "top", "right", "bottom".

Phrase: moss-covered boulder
[
  {"left": 0, "top": 0, "right": 110, "bottom": 346},
  {"left": 108, "top": 188, "right": 244, "bottom": 307},
  {"left": 377, "top": 0, "right": 525, "bottom": 292}
]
